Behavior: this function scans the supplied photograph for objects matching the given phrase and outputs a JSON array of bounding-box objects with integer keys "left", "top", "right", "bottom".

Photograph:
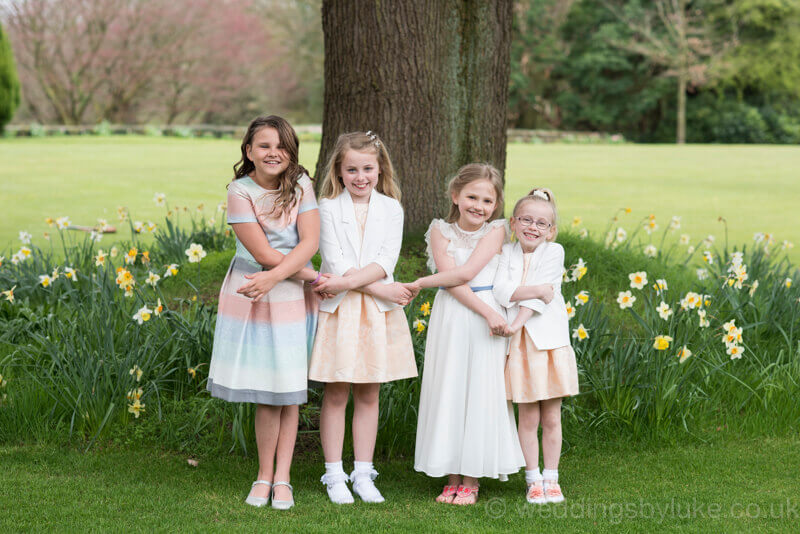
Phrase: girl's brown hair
[
  {"left": 232, "top": 115, "right": 309, "bottom": 216},
  {"left": 445, "top": 163, "right": 504, "bottom": 223},
  {"left": 512, "top": 187, "right": 559, "bottom": 241},
  {"left": 318, "top": 131, "right": 401, "bottom": 201}
]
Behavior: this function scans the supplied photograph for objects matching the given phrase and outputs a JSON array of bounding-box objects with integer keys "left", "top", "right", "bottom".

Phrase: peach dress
[
  {"left": 308, "top": 203, "right": 417, "bottom": 383},
  {"left": 505, "top": 253, "right": 579, "bottom": 403}
]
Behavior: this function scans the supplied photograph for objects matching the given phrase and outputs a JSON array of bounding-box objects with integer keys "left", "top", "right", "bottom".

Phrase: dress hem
[{"left": 207, "top": 379, "right": 307, "bottom": 405}]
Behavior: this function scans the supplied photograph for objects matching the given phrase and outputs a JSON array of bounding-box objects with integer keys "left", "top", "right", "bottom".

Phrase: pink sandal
[
  {"left": 436, "top": 485, "right": 458, "bottom": 503},
  {"left": 452, "top": 484, "right": 479, "bottom": 505},
  {"left": 544, "top": 481, "right": 565, "bottom": 503},
  {"left": 526, "top": 482, "right": 546, "bottom": 504}
]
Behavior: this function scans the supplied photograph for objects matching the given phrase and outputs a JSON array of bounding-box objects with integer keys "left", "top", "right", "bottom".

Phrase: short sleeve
[
  {"left": 297, "top": 175, "right": 318, "bottom": 215},
  {"left": 227, "top": 180, "right": 258, "bottom": 224},
  {"left": 486, "top": 218, "right": 510, "bottom": 242},
  {"left": 424, "top": 219, "right": 448, "bottom": 274}
]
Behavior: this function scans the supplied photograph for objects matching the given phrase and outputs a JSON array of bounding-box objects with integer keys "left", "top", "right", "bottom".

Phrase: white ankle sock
[
  {"left": 525, "top": 468, "right": 543, "bottom": 484},
  {"left": 542, "top": 469, "right": 558, "bottom": 483},
  {"left": 350, "top": 461, "right": 384, "bottom": 503},
  {"left": 321, "top": 461, "right": 353, "bottom": 504}
]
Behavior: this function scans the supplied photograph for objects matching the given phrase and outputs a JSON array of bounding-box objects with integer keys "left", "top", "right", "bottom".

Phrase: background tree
[
  {"left": 316, "top": 0, "right": 513, "bottom": 232},
  {"left": 0, "top": 21, "right": 20, "bottom": 131}
]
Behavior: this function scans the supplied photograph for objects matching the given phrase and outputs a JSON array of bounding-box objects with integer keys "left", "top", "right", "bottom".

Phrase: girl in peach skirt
[
  {"left": 493, "top": 187, "right": 579, "bottom": 505},
  {"left": 309, "top": 131, "right": 417, "bottom": 504}
]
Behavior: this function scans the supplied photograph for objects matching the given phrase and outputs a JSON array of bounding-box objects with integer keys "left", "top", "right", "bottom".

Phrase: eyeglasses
[{"left": 515, "top": 216, "right": 551, "bottom": 231}]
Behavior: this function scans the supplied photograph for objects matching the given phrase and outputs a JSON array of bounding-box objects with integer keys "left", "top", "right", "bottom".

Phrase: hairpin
[
  {"left": 532, "top": 190, "right": 549, "bottom": 201},
  {"left": 365, "top": 130, "right": 381, "bottom": 149}
]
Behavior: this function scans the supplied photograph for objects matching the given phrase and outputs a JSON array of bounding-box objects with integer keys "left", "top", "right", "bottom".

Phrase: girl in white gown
[{"left": 408, "top": 163, "right": 524, "bottom": 505}]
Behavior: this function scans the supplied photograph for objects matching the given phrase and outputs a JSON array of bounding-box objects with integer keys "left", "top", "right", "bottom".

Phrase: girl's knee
[
  {"left": 540, "top": 408, "right": 562, "bottom": 431},
  {"left": 352, "top": 384, "right": 380, "bottom": 406},
  {"left": 325, "top": 383, "right": 351, "bottom": 406}
]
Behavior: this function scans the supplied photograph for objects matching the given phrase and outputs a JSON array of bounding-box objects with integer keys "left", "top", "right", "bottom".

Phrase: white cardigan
[
  {"left": 317, "top": 190, "right": 403, "bottom": 313},
  {"left": 493, "top": 241, "right": 571, "bottom": 350}
]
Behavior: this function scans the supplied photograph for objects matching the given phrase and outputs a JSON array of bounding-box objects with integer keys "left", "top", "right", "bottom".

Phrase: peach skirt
[
  {"left": 308, "top": 292, "right": 418, "bottom": 383},
  {"left": 505, "top": 328, "right": 579, "bottom": 403}
]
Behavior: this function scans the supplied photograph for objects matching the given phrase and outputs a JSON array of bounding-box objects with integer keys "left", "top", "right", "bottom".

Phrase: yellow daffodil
[
  {"left": 617, "top": 291, "right": 635, "bottom": 309},
  {"left": 702, "top": 251, "right": 714, "bottom": 264},
  {"left": 95, "top": 250, "right": 107, "bottom": 267},
  {"left": 133, "top": 221, "right": 144, "bottom": 233},
  {"left": 164, "top": 264, "right": 179, "bottom": 278},
  {"left": 45, "top": 217, "right": 54, "bottom": 227},
  {"left": 2, "top": 286, "right": 16, "bottom": 303},
  {"left": 571, "top": 216, "right": 582, "bottom": 228},
  {"left": 629, "top": 271, "right": 647, "bottom": 290},
  {"left": 55, "top": 216, "right": 71, "bottom": 230},
  {"left": 727, "top": 345, "right": 744, "bottom": 360},
  {"left": 154, "top": 192, "right": 166, "bottom": 206},
  {"left": 653, "top": 279, "right": 668, "bottom": 295},
  {"left": 39, "top": 274, "right": 52, "bottom": 288},
  {"left": 571, "top": 258, "right": 588, "bottom": 281},
  {"left": 653, "top": 335, "right": 673, "bottom": 351},
  {"left": 20, "top": 246, "right": 31, "bottom": 258},
  {"left": 575, "top": 290, "right": 589, "bottom": 306},
  {"left": 413, "top": 318, "right": 427, "bottom": 333},
  {"left": 656, "top": 301, "right": 672, "bottom": 320},
  {"left": 786, "top": 278, "right": 793, "bottom": 289},
  {"left": 565, "top": 301, "right": 575, "bottom": 319},
  {"left": 141, "top": 251, "right": 151, "bottom": 265},
  {"left": 129, "top": 365, "right": 143, "bottom": 382},
  {"left": 133, "top": 305, "right": 153, "bottom": 325},
  {"left": 126, "top": 388, "right": 143, "bottom": 402},
  {"left": 678, "top": 346, "right": 692, "bottom": 363},
  {"left": 187, "top": 367, "right": 197, "bottom": 379},
  {"left": 125, "top": 248, "right": 138, "bottom": 265},
  {"left": 185, "top": 243, "right": 207, "bottom": 263},
  {"left": 146, "top": 271, "right": 160, "bottom": 287},
  {"left": 146, "top": 222, "right": 157, "bottom": 233},
  {"left": 154, "top": 299, "right": 164, "bottom": 316},
  {"left": 128, "top": 399, "right": 145, "bottom": 418},
  {"left": 419, "top": 301, "right": 431, "bottom": 316},
  {"left": 64, "top": 267, "right": 77, "bottom": 281},
  {"left": 669, "top": 216, "right": 681, "bottom": 231},
  {"left": 625, "top": 207, "right": 632, "bottom": 214},
  {"left": 572, "top": 324, "right": 589, "bottom": 341},
  {"left": 679, "top": 234, "right": 690, "bottom": 245}
]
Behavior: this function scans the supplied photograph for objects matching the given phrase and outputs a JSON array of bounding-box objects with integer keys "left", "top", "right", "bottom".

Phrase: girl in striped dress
[{"left": 208, "top": 115, "right": 321, "bottom": 510}]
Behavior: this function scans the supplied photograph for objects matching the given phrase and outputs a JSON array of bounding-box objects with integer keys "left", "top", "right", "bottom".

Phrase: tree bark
[{"left": 317, "top": 0, "right": 513, "bottom": 234}]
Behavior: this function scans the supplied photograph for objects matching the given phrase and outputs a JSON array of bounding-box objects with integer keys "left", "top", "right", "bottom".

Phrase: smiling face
[
  {"left": 245, "top": 127, "right": 289, "bottom": 186},
  {"left": 339, "top": 149, "right": 380, "bottom": 203},
  {"left": 511, "top": 200, "right": 555, "bottom": 252},
  {"left": 452, "top": 179, "right": 498, "bottom": 231}
]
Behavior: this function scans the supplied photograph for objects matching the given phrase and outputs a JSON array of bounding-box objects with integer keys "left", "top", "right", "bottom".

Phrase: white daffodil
[
  {"left": 643, "top": 245, "right": 657, "bottom": 258},
  {"left": 133, "top": 306, "right": 153, "bottom": 325},
  {"left": 146, "top": 272, "right": 161, "bottom": 287},
  {"left": 617, "top": 291, "right": 635, "bottom": 309},
  {"left": 629, "top": 271, "right": 647, "bottom": 290},
  {"left": 679, "top": 234, "right": 690, "bottom": 245},
  {"left": 19, "top": 230, "right": 32, "bottom": 244},
  {"left": 656, "top": 301, "right": 672, "bottom": 320},
  {"left": 154, "top": 192, "right": 166, "bottom": 206},
  {"left": 185, "top": 243, "right": 207, "bottom": 263},
  {"left": 572, "top": 324, "right": 589, "bottom": 341},
  {"left": 164, "top": 264, "right": 179, "bottom": 278}
]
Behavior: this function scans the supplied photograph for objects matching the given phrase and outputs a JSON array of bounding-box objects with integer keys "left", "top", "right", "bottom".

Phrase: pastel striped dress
[{"left": 207, "top": 174, "right": 319, "bottom": 405}]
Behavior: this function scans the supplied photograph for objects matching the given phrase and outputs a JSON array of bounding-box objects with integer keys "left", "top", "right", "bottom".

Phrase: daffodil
[
  {"left": 95, "top": 250, "right": 107, "bottom": 267},
  {"left": 696, "top": 268, "right": 708, "bottom": 281},
  {"left": 20, "top": 246, "right": 31, "bottom": 258},
  {"left": 702, "top": 251, "right": 714, "bottom": 264},
  {"left": 125, "top": 248, "right": 138, "bottom": 265},
  {"left": 133, "top": 305, "right": 153, "bottom": 324},
  {"left": 154, "top": 192, "right": 166, "bottom": 206},
  {"left": 615, "top": 227, "right": 627, "bottom": 243},
  {"left": 653, "top": 279, "right": 668, "bottom": 295},
  {"left": 571, "top": 216, "right": 582, "bottom": 228},
  {"left": 217, "top": 201, "right": 227, "bottom": 212},
  {"left": 653, "top": 335, "right": 673, "bottom": 351},
  {"left": 128, "top": 399, "right": 145, "bottom": 418},
  {"left": 629, "top": 271, "right": 647, "bottom": 290},
  {"left": 698, "top": 309, "right": 709, "bottom": 328},
  {"left": 207, "top": 217, "right": 216, "bottom": 227},
  {"left": 117, "top": 206, "right": 129, "bottom": 221},
  {"left": 786, "top": 278, "right": 793, "bottom": 289},
  {"left": 129, "top": 365, "right": 143, "bottom": 382},
  {"left": 39, "top": 274, "right": 52, "bottom": 288},
  {"left": 572, "top": 324, "right": 589, "bottom": 341},
  {"left": 680, "top": 292, "right": 701, "bottom": 310},
  {"left": 133, "top": 221, "right": 144, "bottom": 233},
  {"left": 186, "top": 243, "right": 207, "bottom": 263},
  {"left": 2, "top": 286, "right": 16, "bottom": 303},
  {"left": 419, "top": 301, "right": 431, "bottom": 316},
  {"left": 110, "top": 246, "right": 119, "bottom": 258},
  {"left": 644, "top": 218, "right": 658, "bottom": 234},
  {"left": 625, "top": 207, "right": 632, "bottom": 214},
  {"left": 154, "top": 299, "right": 164, "bottom": 316},
  {"left": 578, "top": 228, "right": 588, "bottom": 239},
  {"left": 753, "top": 232, "right": 765, "bottom": 243},
  {"left": 115, "top": 267, "right": 135, "bottom": 290},
  {"left": 97, "top": 218, "right": 108, "bottom": 229},
  {"left": 617, "top": 291, "right": 635, "bottom": 309},
  {"left": 146, "top": 222, "right": 157, "bottom": 233},
  {"left": 64, "top": 267, "right": 77, "bottom": 281},
  {"left": 187, "top": 367, "right": 197, "bottom": 379},
  {"left": 19, "top": 230, "right": 32, "bottom": 244},
  {"left": 196, "top": 203, "right": 205, "bottom": 212},
  {"left": 687, "top": 245, "right": 696, "bottom": 255},
  {"left": 164, "top": 264, "right": 179, "bottom": 278},
  {"left": 643, "top": 245, "right": 657, "bottom": 258},
  {"left": 51, "top": 267, "right": 60, "bottom": 280},
  {"left": 727, "top": 345, "right": 744, "bottom": 360},
  {"left": 668, "top": 216, "right": 681, "bottom": 230},
  {"left": 45, "top": 217, "right": 54, "bottom": 227},
  {"left": 656, "top": 301, "right": 672, "bottom": 320},
  {"left": 141, "top": 250, "right": 151, "bottom": 265},
  {"left": 575, "top": 290, "right": 589, "bottom": 306},
  {"left": 730, "top": 251, "right": 744, "bottom": 267},
  {"left": 679, "top": 234, "right": 690, "bottom": 245},
  {"left": 565, "top": 301, "right": 575, "bottom": 319},
  {"left": 677, "top": 346, "right": 692, "bottom": 363},
  {"left": 126, "top": 388, "right": 143, "bottom": 402},
  {"left": 703, "top": 235, "right": 715, "bottom": 248},
  {"left": 55, "top": 216, "right": 71, "bottom": 230},
  {"left": 722, "top": 328, "right": 743, "bottom": 347},
  {"left": 749, "top": 280, "right": 759, "bottom": 297},
  {"left": 146, "top": 271, "right": 160, "bottom": 287},
  {"left": 89, "top": 230, "right": 102, "bottom": 243},
  {"left": 0, "top": 373, "right": 6, "bottom": 387},
  {"left": 722, "top": 320, "right": 737, "bottom": 333},
  {"left": 413, "top": 318, "right": 427, "bottom": 333},
  {"left": 782, "top": 240, "right": 794, "bottom": 250}
]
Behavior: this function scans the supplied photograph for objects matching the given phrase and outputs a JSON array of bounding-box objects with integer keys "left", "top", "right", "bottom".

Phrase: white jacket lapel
[{"left": 340, "top": 191, "right": 362, "bottom": 260}]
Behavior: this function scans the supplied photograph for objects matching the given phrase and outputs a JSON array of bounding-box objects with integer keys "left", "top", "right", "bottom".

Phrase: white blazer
[
  {"left": 493, "top": 241, "right": 571, "bottom": 350},
  {"left": 318, "top": 190, "right": 403, "bottom": 313}
]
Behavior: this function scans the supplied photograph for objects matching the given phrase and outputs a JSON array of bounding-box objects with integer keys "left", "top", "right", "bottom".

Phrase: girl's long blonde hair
[
  {"left": 445, "top": 163, "right": 504, "bottom": 223},
  {"left": 318, "top": 131, "right": 401, "bottom": 201},
  {"left": 512, "top": 187, "right": 559, "bottom": 241}
]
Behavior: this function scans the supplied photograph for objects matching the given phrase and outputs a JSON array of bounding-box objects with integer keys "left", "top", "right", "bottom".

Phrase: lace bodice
[{"left": 424, "top": 218, "right": 508, "bottom": 274}]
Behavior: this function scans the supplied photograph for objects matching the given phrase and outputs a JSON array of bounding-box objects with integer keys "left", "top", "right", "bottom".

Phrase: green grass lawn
[
  {"left": 2, "top": 437, "right": 798, "bottom": 532},
  {"left": 1, "top": 137, "right": 798, "bottom": 262}
]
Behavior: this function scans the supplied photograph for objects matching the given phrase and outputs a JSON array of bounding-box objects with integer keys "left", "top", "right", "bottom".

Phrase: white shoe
[
  {"left": 271, "top": 481, "right": 294, "bottom": 510},
  {"left": 543, "top": 481, "right": 565, "bottom": 503},
  {"left": 321, "top": 472, "right": 354, "bottom": 504},
  {"left": 350, "top": 468, "right": 385, "bottom": 503},
  {"left": 245, "top": 480, "right": 271, "bottom": 507}
]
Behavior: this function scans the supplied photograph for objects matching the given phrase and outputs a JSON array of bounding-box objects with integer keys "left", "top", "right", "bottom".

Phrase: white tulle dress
[{"left": 414, "top": 219, "right": 525, "bottom": 480}]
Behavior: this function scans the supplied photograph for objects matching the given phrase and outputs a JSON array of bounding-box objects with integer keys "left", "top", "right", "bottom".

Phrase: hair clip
[
  {"left": 532, "top": 190, "right": 549, "bottom": 201},
  {"left": 365, "top": 130, "right": 381, "bottom": 149}
]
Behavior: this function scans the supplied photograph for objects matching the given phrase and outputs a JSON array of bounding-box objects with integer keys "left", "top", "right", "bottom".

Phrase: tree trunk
[
  {"left": 677, "top": 69, "right": 686, "bottom": 144},
  {"left": 317, "top": 0, "right": 513, "bottom": 234}
]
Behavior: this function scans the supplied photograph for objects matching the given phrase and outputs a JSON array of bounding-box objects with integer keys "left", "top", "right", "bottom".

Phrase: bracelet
[{"left": 312, "top": 271, "right": 322, "bottom": 285}]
